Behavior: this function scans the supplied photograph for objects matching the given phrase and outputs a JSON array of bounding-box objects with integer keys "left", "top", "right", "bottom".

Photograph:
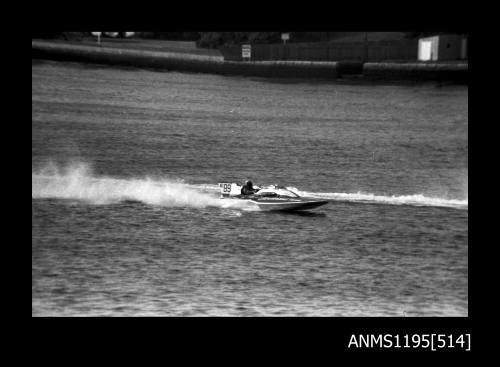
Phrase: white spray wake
[
  {"left": 188, "top": 185, "right": 467, "bottom": 210},
  {"left": 183, "top": 185, "right": 467, "bottom": 210},
  {"left": 290, "top": 188, "right": 468, "bottom": 210},
  {"left": 32, "top": 163, "right": 255, "bottom": 210},
  {"left": 187, "top": 184, "right": 467, "bottom": 210},
  {"left": 32, "top": 163, "right": 467, "bottom": 210}
]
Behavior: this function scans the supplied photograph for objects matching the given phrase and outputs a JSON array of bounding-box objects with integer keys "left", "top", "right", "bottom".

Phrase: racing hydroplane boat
[{"left": 219, "top": 182, "right": 329, "bottom": 211}]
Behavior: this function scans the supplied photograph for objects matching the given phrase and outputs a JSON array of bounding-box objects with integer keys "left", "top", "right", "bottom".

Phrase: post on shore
[
  {"left": 91, "top": 32, "right": 102, "bottom": 46},
  {"left": 364, "top": 32, "right": 368, "bottom": 62},
  {"left": 281, "top": 32, "right": 289, "bottom": 61}
]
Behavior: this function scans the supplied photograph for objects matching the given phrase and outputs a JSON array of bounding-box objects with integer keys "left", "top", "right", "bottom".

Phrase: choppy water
[{"left": 32, "top": 60, "right": 468, "bottom": 316}]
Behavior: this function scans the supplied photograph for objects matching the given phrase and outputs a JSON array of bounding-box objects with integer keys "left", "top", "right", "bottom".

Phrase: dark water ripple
[{"left": 32, "top": 60, "right": 467, "bottom": 316}]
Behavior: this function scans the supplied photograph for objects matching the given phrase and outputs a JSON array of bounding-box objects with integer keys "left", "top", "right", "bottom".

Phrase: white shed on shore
[
  {"left": 418, "top": 34, "right": 467, "bottom": 61},
  {"left": 418, "top": 36, "right": 439, "bottom": 61}
]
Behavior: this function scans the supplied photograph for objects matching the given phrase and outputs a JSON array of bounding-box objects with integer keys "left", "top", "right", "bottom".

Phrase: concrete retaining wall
[
  {"left": 363, "top": 62, "right": 468, "bottom": 82},
  {"left": 221, "top": 60, "right": 338, "bottom": 78},
  {"left": 32, "top": 40, "right": 338, "bottom": 79},
  {"left": 32, "top": 40, "right": 467, "bottom": 83},
  {"left": 32, "top": 40, "right": 225, "bottom": 74}
]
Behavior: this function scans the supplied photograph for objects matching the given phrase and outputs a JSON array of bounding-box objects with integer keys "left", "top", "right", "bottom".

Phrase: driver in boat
[{"left": 241, "top": 180, "right": 259, "bottom": 195}]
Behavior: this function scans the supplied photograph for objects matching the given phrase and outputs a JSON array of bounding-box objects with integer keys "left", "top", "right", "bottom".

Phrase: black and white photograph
[{"left": 32, "top": 31, "right": 468, "bottom": 322}]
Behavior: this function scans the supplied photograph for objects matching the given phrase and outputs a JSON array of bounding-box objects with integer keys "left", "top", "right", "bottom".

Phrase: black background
[{"left": 30, "top": 2, "right": 473, "bottom": 358}]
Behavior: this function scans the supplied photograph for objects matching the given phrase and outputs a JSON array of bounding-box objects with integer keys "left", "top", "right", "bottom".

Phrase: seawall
[
  {"left": 363, "top": 62, "right": 468, "bottom": 83},
  {"left": 32, "top": 40, "right": 338, "bottom": 79},
  {"left": 32, "top": 40, "right": 467, "bottom": 83}
]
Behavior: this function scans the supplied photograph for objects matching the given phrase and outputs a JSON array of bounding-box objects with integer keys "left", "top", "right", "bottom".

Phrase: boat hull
[{"left": 249, "top": 198, "right": 329, "bottom": 211}]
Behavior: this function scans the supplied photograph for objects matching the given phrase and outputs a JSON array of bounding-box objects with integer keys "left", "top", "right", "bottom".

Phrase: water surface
[{"left": 32, "top": 60, "right": 468, "bottom": 316}]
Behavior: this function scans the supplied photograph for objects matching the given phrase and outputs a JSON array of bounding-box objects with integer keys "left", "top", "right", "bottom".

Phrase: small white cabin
[{"left": 418, "top": 34, "right": 467, "bottom": 61}]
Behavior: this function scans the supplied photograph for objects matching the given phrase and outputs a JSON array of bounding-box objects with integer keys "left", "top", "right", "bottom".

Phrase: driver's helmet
[{"left": 245, "top": 180, "right": 253, "bottom": 188}]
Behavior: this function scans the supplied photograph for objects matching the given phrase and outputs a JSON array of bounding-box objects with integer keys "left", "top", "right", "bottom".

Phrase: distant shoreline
[{"left": 32, "top": 40, "right": 467, "bottom": 84}]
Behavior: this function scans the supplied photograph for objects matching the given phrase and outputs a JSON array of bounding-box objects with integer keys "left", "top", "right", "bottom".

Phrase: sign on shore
[
  {"left": 281, "top": 33, "right": 290, "bottom": 44},
  {"left": 242, "top": 44, "right": 251, "bottom": 61}
]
